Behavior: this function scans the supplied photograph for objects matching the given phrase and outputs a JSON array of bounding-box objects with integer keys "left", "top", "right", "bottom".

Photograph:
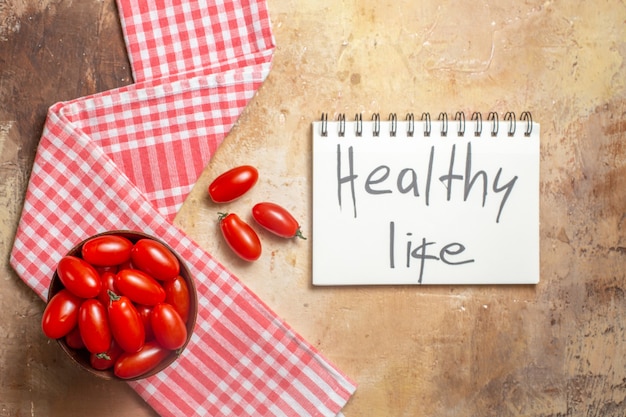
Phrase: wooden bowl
[{"left": 47, "top": 230, "right": 197, "bottom": 380}]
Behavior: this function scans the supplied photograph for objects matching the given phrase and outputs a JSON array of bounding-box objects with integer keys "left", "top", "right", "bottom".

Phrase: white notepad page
[{"left": 312, "top": 114, "right": 540, "bottom": 285}]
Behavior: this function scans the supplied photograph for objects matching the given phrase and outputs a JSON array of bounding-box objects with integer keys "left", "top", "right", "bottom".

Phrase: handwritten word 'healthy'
[{"left": 336, "top": 142, "right": 518, "bottom": 223}]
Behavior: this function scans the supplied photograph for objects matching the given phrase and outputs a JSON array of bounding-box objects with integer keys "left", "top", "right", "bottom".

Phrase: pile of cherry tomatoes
[
  {"left": 209, "top": 165, "right": 306, "bottom": 261},
  {"left": 42, "top": 165, "right": 302, "bottom": 378},
  {"left": 42, "top": 234, "right": 192, "bottom": 379}
]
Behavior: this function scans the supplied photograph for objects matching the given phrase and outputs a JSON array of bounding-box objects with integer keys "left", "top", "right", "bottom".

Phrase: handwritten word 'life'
[
  {"left": 389, "top": 221, "right": 475, "bottom": 284},
  {"left": 335, "top": 142, "right": 518, "bottom": 223}
]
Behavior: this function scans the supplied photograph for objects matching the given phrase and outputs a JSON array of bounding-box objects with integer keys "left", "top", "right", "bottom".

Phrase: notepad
[{"left": 311, "top": 112, "right": 540, "bottom": 285}]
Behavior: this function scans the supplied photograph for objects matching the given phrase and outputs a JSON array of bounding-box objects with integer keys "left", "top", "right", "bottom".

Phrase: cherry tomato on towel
[
  {"left": 57, "top": 255, "right": 101, "bottom": 299},
  {"left": 42, "top": 289, "right": 83, "bottom": 339},
  {"left": 130, "top": 239, "right": 180, "bottom": 281},
  {"left": 107, "top": 292, "right": 145, "bottom": 353},
  {"left": 115, "top": 269, "right": 166, "bottom": 306},
  {"left": 81, "top": 234, "right": 133, "bottom": 266},
  {"left": 208, "top": 165, "right": 258, "bottom": 203},
  {"left": 114, "top": 340, "right": 171, "bottom": 379},
  {"left": 78, "top": 298, "right": 112, "bottom": 354},
  {"left": 151, "top": 303, "right": 187, "bottom": 350},
  {"left": 252, "top": 202, "right": 306, "bottom": 239},
  {"left": 218, "top": 212, "right": 262, "bottom": 261}
]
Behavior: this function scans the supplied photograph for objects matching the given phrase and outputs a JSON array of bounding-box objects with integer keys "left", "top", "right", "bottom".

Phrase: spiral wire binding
[
  {"left": 320, "top": 111, "right": 533, "bottom": 137},
  {"left": 389, "top": 113, "right": 398, "bottom": 137},
  {"left": 406, "top": 113, "right": 415, "bottom": 137},
  {"left": 355, "top": 113, "right": 363, "bottom": 137},
  {"left": 320, "top": 112, "right": 328, "bottom": 137},
  {"left": 520, "top": 111, "right": 533, "bottom": 136},
  {"left": 422, "top": 112, "right": 431, "bottom": 137},
  {"left": 504, "top": 112, "right": 516, "bottom": 136},
  {"left": 471, "top": 112, "right": 482, "bottom": 136},
  {"left": 455, "top": 111, "right": 465, "bottom": 137},
  {"left": 337, "top": 113, "right": 346, "bottom": 137},
  {"left": 438, "top": 112, "right": 448, "bottom": 137},
  {"left": 488, "top": 112, "right": 499, "bottom": 136},
  {"left": 372, "top": 113, "right": 381, "bottom": 137}
]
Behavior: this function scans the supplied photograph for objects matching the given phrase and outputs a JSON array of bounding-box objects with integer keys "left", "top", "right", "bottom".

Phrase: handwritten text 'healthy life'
[{"left": 334, "top": 142, "right": 519, "bottom": 283}]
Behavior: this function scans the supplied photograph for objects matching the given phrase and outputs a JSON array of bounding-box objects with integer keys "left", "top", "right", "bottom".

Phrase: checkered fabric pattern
[{"left": 10, "top": 0, "right": 356, "bottom": 416}]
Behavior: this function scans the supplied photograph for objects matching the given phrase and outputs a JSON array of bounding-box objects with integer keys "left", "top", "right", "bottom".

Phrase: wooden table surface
[{"left": 1, "top": 1, "right": 625, "bottom": 416}]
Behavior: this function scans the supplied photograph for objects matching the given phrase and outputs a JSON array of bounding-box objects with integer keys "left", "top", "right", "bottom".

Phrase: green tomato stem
[
  {"left": 295, "top": 228, "right": 307, "bottom": 240},
  {"left": 95, "top": 352, "right": 112, "bottom": 360},
  {"left": 107, "top": 290, "right": 121, "bottom": 302}
]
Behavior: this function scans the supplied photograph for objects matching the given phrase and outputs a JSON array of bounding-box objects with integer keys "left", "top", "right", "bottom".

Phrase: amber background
[{"left": 1, "top": 0, "right": 625, "bottom": 416}]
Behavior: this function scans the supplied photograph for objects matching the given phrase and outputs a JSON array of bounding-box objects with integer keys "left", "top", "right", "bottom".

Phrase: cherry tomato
[
  {"left": 135, "top": 304, "right": 155, "bottom": 341},
  {"left": 97, "top": 271, "right": 118, "bottom": 307},
  {"left": 218, "top": 212, "right": 262, "bottom": 261},
  {"left": 65, "top": 326, "right": 85, "bottom": 350},
  {"left": 151, "top": 303, "right": 187, "bottom": 350},
  {"left": 42, "top": 289, "right": 83, "bottom": 339},
  {"left": 163, "top": 276, "right": 191, "bottom": 323},
  {"left": 90, "top": 341, "right": 123, "bottom": 371},
  {"left": 79, "top": 299, "right": 112, "bottom": 354},
  {"left": 208, "top": 165, "right": 258, "bottom": 203},
  {"left": 252, "top": 202, "right": 306, "bottom": 239},
  {"left": 57, "top": 255, "right": 101, "bottom": 298},
  {"left": 95, "top": 264, "right": 118, "bottom": 275},
  {"left": 115, "top": 269, "right": 166, "bottom": 306},
  {"left": 81, "top": 235, "right": 133, "bottom": 266},
  {"left": 107, "top": 291, "right": 145, "bottom": 353},
  {"left": 130, "top": 239, "right": 180, "bottom": 281},
  {"left": 114, "top": 340, "right": 171, "bottom": 380},
  {"left": 117, "top": 259, "right": 133, "bottom": 271}
]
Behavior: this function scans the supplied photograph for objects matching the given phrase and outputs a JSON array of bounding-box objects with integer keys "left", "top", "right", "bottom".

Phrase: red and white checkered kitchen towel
[{"left": 10, "top": 0, "right": 356, "bottom": 416}]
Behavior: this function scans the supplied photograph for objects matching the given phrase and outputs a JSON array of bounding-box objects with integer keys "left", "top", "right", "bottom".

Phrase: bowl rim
[{"left": 48, "top": 229, "right": 198, "bottom": 381}]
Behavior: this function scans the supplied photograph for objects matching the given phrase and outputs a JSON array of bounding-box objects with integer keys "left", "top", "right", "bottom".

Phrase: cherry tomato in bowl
[
  {"left": 81, "top": 234, "right": 133, "bottom": 266},
  {"left": 151, "top": 303, "right": 187, "bottom": 350},
  {"left": 114, "top": 340, "right": 171, "bottom": 380},
  {"left": 42, "top": 289, "right": 83, "bottom": 339},
  {"left": 130, "top": 238, "right": 180, "bottom": 281},
  {"left": 46, "top": 230, "right": 197, "bottom": 380},
  {"left": 56, "top": 256, "right": 101, "bottom": 299},
  {"left": 163, "top": 276, "right": 191, "bottom": 324}
]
